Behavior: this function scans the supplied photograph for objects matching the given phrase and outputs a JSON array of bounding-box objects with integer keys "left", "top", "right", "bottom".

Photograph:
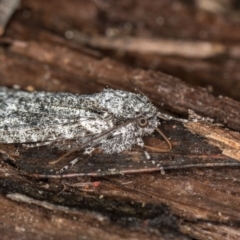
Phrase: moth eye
[{"left": 138, "top": 117, "right": 149, "bottom": 128}]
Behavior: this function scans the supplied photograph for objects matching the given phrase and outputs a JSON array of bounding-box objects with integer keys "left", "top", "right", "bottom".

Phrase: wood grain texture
[{"left": 0, "top": 0, "right": 240, "bottom": 239}]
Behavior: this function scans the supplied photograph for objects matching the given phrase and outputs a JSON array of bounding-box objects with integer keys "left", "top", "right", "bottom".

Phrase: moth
[{"left": 0, "top": 86, "right": 186, "bottom": 177}]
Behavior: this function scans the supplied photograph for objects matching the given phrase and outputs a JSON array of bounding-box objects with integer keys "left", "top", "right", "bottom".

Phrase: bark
[{"left": 0, "top": 0, "right": 240, "bottom": 239}]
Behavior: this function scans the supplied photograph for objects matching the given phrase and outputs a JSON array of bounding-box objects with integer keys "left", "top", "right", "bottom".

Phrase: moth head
[
  {"left": 135, "top": 115, "right": 172, "bottom": 153},
  {"left": 135, "top": 115, "right": 159, "bottom": 137}
]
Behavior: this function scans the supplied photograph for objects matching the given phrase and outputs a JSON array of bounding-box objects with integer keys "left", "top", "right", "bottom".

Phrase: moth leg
[
  {"left": 136, "top": 137, "right": 151, "bottom": 159},
  {"left": 143, "top": 150, "right": 151, "bottom": 160},
  {"left": 53, "top": 147, "right": 95, "bottom": 174},
  {"left": 83, "top": 147, "right": 95, "bottom": 156},
  {"left": 56, "top": 147, "right": 95, "bottom": 174},
  {"left": 57, "top": 157, "right": 80, "bottom": 174},
  {"left": 49, "top": 141, "right": 85, "bottom": 165},
  {"left": 136, "top": 137, "right": 144, "bottom": 148}
]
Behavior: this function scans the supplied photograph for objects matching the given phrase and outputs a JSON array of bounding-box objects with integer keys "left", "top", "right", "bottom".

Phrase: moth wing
[
  {"left": 0, "top": 112, "right": 115, "bottom": 144},
  {"left": 0, "top": 88, "right": 116, "bottom": 143},
  {"left": 0, "top": 87, "right": 104, "bottom": 119}
]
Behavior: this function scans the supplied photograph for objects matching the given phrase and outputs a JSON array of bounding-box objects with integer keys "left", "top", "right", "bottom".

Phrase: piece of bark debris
[{"left": 185, "top": 121, "right": 240, "bottom": 161}]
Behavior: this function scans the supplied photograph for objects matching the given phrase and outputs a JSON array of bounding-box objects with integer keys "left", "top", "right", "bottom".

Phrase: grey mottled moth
[{"left": 0, "top": 86, "right": 187, "bottom": 177}]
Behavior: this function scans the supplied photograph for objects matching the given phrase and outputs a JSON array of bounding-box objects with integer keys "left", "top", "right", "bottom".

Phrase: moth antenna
[
  {"left": 144, "top": 127, "right": 172, "bottom": 152},
  {"left": 129, "top": 79, "right": 148, "bottom": 98},
  {"left": 49, "top": 129, "right": 117, "bottom": 165},
  {"left": 49, "top": 148, "right": 81, "bottom": 165}
]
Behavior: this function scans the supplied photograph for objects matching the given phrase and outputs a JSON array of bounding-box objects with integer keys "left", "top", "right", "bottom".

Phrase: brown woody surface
[{"left": 0, "top": 1, "right": 240, "bottom": 239}]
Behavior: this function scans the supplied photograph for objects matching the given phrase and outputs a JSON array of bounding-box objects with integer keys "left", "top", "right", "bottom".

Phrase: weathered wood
[
  {"left": 0, "top": 0, "right": 240, "bottom": 239},
  {"left": 0, "top": 163, "right": 186, "bottom": 240}
]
